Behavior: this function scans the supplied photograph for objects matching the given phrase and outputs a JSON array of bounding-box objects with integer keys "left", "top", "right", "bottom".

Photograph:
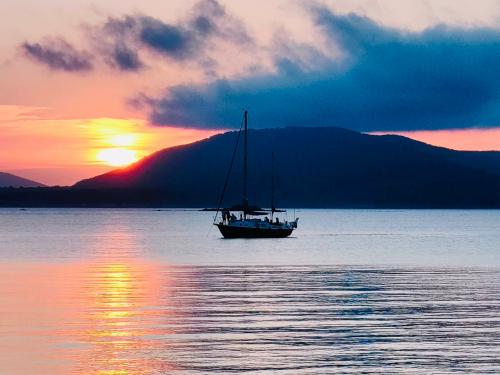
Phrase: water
[{"left": 0, "top": 209, "right": 499, "bottom": 374}]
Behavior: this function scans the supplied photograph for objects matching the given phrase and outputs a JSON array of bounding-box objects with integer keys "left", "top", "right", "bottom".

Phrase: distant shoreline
[{"left": 2, "top": 187, "right": 500, "bottom": 209}]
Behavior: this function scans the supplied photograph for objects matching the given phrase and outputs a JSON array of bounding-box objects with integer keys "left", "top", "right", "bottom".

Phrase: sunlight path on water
[{"left": 0, "top": 209, "right": 499, "bottom": 374}]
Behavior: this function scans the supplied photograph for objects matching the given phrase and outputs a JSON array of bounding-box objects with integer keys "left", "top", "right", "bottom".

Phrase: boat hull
[{"left": 216, "top": 224, "right": 294, "bottom": 238}]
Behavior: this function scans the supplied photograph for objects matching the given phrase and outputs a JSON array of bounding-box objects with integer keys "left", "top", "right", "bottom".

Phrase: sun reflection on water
[{"left": 70, "top": 226, "right": 179, "bottom": 375}]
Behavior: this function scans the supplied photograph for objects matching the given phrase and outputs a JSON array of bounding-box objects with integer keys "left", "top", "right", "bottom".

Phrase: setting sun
[
  {"left": 96, "top": 148, "right": 139, "bottom": 167},
  {"left": 88, "top": 120, "right": 144, "bottom": 167},
  {"left": 108, "top": 134, "right": 137, "bottom": 147}
]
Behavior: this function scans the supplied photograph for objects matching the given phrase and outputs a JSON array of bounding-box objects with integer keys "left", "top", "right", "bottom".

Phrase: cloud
[
  {"left": 141, "top": 6, "right": 500, "bottom": 131},
  {"left": 138, "top": 17, "right": 193, "bottom": 58},
  {"left": 22, "top": 39, "right": 93, "bottom": 72},
  {"left": 142, "top": 1, "right": 250, "bottom": 57},
  {"left": 21, "top": 0, "right": 251, "bottom": 73},
  {"left": 92, "top": 0, "right": 252, "bottom": 71},
  {"left": 108, "top": 44, "right": 143, "bottom": 71}
]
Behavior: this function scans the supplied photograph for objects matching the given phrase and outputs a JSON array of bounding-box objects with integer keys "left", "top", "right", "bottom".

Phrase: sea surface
[{"left": 0, "top": 208, "right": 499, "bottom": 374}]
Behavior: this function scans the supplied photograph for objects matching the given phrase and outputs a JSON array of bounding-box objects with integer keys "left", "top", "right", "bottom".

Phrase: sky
[{"left": 2, "top": 0, "right": 500, "bottom": 185}]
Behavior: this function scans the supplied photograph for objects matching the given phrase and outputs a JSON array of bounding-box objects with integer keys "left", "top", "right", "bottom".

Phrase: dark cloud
[
  {"left": 137, "top": 16, "right": 193, "bottom": 59},
  {"left": 22, "top": 0, "right": 251, "bottom": 73},
  {"left": 22, "top": 39, "right": 92, "bottom": 72},
  {"left": 89, "top": 15, "right": 145, "bottom": 71},
  {"left": 142, "top": 6, "right": 500, "bottom": 131},
  {"left": 97, "top": 0, "right": 252, "bottom": 69},
  {"left": 109, "top": 44, "right": 143, "bottom": 71},
  {"left": 189, "top": 0, "right": 253, "bottom": 45}
]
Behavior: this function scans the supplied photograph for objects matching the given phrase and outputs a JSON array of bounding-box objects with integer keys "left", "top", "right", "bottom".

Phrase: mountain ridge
[
  {"left": 73, "top": 127, "right": 500, "bottom": 208},
  {"left": 0, "top": 172, "right": 45, "bottom": 188}
]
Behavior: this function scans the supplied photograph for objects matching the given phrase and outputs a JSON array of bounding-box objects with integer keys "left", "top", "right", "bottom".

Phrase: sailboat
[{"left": 214, "top": 110, "right": 298, "bottom": 238}]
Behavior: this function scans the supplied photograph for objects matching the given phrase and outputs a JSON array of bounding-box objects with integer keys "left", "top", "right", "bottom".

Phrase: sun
[
  {"left": 108, "top": 134, "right": 137, "bottom": 147},
  {"left": 88, "top": 119, "right": 150, "bottom": 167},
  {"left": 96, "top": 132, "right": 140, "bottom": 167},
  {"left": 96, "top": 148, "right": 139, "bottom": 167}
]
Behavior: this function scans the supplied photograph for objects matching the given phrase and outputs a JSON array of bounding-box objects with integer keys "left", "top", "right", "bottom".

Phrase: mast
[
  {"left": 243, "top": 110, "right": 248, "bottom": 217},
  {"left": 271, "top": 151, "right": 275, "bottom": 219}
]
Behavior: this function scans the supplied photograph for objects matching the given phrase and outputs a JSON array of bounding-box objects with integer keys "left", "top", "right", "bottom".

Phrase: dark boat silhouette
[{"left": 214, "top": 110, "right": 298, "bottom": 238}]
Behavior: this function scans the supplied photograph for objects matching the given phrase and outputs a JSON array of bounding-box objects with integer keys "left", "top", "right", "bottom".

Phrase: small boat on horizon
[{"left": 213, "top": 110, "right": 298, "bottom": 238}]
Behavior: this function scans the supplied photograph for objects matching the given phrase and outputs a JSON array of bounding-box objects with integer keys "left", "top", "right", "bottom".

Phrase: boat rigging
[{"left": 214, "top": 110, "right": 298, "bottom": 238}]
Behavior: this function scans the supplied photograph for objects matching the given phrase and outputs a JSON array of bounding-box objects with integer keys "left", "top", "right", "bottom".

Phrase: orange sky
[
  {"left": 372, "top": 129, "right": 500, "bottom": 152},
  {"left": 0, "top": 105, "right": 219, "bottom": 185}
]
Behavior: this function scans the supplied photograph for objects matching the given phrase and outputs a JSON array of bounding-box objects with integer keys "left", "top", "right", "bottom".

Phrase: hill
[
  {"left": 72, "top": 127, "right": 500, "bottom": 208},
  {"left": 0, "top": 172, "right": 45, "bottom": 188}
]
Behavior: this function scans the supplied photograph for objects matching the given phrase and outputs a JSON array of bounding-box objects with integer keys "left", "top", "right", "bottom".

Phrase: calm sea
[{"left": 0, "top": 209, "right": 499, "bottom": 374}]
